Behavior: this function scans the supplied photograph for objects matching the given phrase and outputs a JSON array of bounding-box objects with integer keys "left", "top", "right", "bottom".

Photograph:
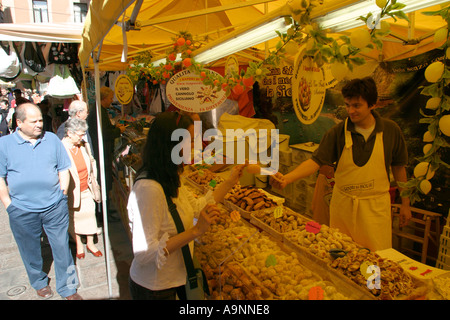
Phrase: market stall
[{"left": 78, "top": 0, "right": 450, "bottom": 300}]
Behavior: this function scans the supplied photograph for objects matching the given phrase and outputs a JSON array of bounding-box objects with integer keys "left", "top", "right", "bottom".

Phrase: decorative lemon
[
  {"left": 424, "top": 61, "right": 444, "bottom": 83},
  {"left": 423, "top": 143, "right": 433, "bottom": 155},
  {"left": 426, "top": 97, "right": 441, "bottom": 110},
  {"left": 439, "top": 114, "right": 450, "bottom": 136},
  {"left": 331, "top": 62, "right": 349, "bottom": 81},
  {"left": 285, "top": 41, "right": 299, "bottom": 56},
  {"left": 414, "top": 162, "right": 435, "bottom": 180},
  {"left": 339, "top": 44, "right": 350, "bottom": 56},
  {"left": 434, "top": 28, "right": 448, "bottom": 43},
  {"left": 423, "top": 130, "right": 435, "bottom": 142},
  {"left": 376, "top": 0, "right": 387, "bottom": 9},
  {"left": 447, "top": 47, "right": 450, "bottom": 59},
  {"left": 350, "top": 28, "right": 372, "bottom": 49},
  {"left": 419, "top": 179, "right": 432, "bottom": 195}
]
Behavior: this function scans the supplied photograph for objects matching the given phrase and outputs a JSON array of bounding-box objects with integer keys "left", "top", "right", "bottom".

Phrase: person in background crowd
[
  {"left": 38, "top": 99, "right": 53, "bottom": 132},
  {"left": 87, "top": 86, "right": 124, "bottom": 221},
  {"left": 0, "top": 99, "right": 11, "bottom": 136},
  {"left": 270, "top": 77, "right": 411, "bottom": 252},
  {"left": 57, "top": 100, "right": 93, "bottom": 152},
  {"left": 127, "top": 111, "right": 245, "bottom": 300},
  {"left": 0, "top": 103, "right": 82, "bottom": 300},
  {"left": 62, "top": 118, "right": 102, "bottom": 260},
  {"left": 11, "top": 89, "right": 29, "bottom": 109},
  {"left": 10, "top": 94, "right": 31, "bottom": 132}
]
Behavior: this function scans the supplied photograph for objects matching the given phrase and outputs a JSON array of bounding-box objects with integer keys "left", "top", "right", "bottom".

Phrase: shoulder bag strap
[
  {"left": 166, "top": 196, "right": 199, "bottom": 289},
  {"left": 133, "top": 173, "right": 199, "bottom": 289}
]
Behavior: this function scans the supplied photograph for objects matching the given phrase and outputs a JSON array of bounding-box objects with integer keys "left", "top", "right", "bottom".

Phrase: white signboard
[
  {"left": 292, "top": 53, "right": 327, "bottom": 125},
  {"left": 166, "top": 69, "right": 227, "bottom": 113}
]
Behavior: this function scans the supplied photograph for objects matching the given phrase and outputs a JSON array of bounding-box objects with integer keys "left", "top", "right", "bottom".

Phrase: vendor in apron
[{"left": 270, "top": 77, "right": 412, "bottom": 252}]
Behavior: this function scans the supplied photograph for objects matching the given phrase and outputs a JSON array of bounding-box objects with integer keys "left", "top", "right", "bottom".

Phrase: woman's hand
[
  {"left": 194, "top": 203, "right": 221, "bottom": 236},
  {"left": 228, "top": 164, "right": 246, "bottom": 185}
]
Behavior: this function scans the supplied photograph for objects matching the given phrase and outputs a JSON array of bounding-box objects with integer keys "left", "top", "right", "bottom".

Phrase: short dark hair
[
  {"left": 341, "top": 77, "right": 378, "bottom": 107},
  {"left": 138, "top": 111, "right": 194, "bottom": 198}
]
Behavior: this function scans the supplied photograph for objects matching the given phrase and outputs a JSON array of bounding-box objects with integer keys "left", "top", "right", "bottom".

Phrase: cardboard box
[{"left": 291, "top": 142, "right": 319, "bottom": 165}]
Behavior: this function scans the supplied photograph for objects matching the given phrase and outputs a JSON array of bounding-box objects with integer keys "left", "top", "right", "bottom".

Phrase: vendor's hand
[
  {"left": 269, "top": 172, "right": 287, "bottom": 189},
  {"left": 228, "top": 164, "right": 246, "bottom": 185},
  {"left": 399, "top": 204, "right": 412, "bottom": 227},
  {"left": 195, "top": 203, "right": 221, "bottom": 235}
]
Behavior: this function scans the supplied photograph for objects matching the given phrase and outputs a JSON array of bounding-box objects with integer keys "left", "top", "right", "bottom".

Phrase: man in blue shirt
[{"left": 0, "top": 103, "right": 82, "bottom": 300}]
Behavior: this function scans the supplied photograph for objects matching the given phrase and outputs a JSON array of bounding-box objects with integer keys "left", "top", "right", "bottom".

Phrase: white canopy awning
[{"left": 0, "top": 23, "right": 83, "bottom": 43}]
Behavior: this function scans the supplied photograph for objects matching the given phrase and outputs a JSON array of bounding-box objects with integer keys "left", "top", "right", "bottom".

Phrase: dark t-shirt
[{"left": 311, "top": 110, "right": 408, "bottom": 176}]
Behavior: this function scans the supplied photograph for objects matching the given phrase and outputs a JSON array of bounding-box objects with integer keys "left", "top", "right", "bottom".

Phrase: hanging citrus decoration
[
  {"left": 413, "top": 162, "right": 435, "bottom": 180},
  {"left": 350, "top": 29, "right": 372, "bottom": 49},
  {"left": 424, "top": 61, "right": 444, "bottom": 83},
  {"left": 439, "top": 114, "right": 450, "bottom": 136}
]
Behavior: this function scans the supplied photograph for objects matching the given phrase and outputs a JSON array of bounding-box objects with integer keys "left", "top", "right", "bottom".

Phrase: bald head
[
  {"left": 15, "top": 103, "right": 41, "bottom": 122},
  {"left": 15, "top": 103, "right": 43, "bottom": 140},
  {"left": 68, "top": 100, "right": 89, "bottom": 120}
]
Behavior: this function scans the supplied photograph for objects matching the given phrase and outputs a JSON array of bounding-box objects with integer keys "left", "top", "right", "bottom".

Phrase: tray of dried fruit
[
  {"left": 206, "top": 261, "right": 275, "bottom": 300},
  {"left": 327, "top": 248, "right": 430, "bottom": 300},
  {"left": 282, "top": 222, "right": 430, "bottom": 300},
  {"left": 223, "top": 184, "right": 279, "bottom": 220},
  {"left": 183, "top": 168, "right": 222, "bottom": 193},
  {"left": 249, "top": 206, "right": 310, "bottom": 242},
  {"left": 237, "top": 231, "right": 360, "bottom": 300}
]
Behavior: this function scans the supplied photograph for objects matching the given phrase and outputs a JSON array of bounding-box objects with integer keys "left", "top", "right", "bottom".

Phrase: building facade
[{"left": 0, "top": 0, "right": 90, "bottom": 24}]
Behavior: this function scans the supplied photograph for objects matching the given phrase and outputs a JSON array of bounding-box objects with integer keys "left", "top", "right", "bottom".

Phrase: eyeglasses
[{"left": 70, "top": 131, "right": 86, "bottom": 138}]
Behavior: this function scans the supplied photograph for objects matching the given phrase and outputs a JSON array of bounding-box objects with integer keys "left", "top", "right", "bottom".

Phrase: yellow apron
[{"left": 329, "top": 119, "right": 391, "bottom": 251}]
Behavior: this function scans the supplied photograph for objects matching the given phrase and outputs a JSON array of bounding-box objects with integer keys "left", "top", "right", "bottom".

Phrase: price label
[
  {"left": 305, "top": 221, "right": 321, "bottom": 234},
  {"left": 273, "top": 206, "right": 283, "bottom": 219},
  {"left": 308, "top": 286, "right": 324, "bottom": 300},
  {"left": 265, "top": 254, "right": 277, "bottom": 267}
]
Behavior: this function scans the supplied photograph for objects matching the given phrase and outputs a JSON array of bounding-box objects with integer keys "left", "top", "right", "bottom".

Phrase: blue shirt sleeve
[
  {"left": 0, "top": 137, "right": 7, "bottom": 177},
  {"left": 48, "top": 132, "right": 72, "bottom": 172}
]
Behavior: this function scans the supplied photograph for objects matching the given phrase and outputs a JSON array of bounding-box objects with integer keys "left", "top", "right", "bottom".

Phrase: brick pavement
[{"left": 0, "top": 201, "right": 133, "bottom": 300}]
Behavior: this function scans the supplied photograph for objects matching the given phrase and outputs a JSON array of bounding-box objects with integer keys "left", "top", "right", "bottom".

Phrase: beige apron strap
[{"left": 344, "top": 118, "right": 352, "bottom": 149}]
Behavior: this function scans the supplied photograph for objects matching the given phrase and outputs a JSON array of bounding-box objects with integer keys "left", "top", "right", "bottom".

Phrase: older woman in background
[{"left": 62, "top": 118, "right": 102, "bottom": 259}]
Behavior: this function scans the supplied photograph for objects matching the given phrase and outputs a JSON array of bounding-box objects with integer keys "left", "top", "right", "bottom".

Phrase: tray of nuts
[{"left": 250, "top": 206, "right": 309, "bottom": 241}]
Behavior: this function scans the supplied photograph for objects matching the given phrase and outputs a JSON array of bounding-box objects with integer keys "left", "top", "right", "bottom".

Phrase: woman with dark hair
[{"left": 127, "top": 111, "right": 245, "bottom": 300}]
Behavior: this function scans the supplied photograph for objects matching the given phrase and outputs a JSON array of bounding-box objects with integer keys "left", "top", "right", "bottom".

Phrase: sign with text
[
  {"left": 261, "top": 62, "right": 293, "bottom": 99},
  {"left": 114, "top": 74, "right": 134, "bottom": 105},
  {"left": 292, "top": 53, "right": 326, "bottom": 125},
  {"left": 166, "top": 69, "right": 227, "bottom": 113}
]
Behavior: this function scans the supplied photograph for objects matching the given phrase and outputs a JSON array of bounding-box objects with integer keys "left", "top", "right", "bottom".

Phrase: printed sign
[
  {"left": 261, "top": 62, "right": 293, "bottom": 99},
  {"left": 166, "top": 69, "right": 227, "bottom": 113},
  {"left": 292, "top": 52, "right": 326, "bottom": 125},
  {"left": 114, "top": 74, "right": 134, "bottom": 105}
]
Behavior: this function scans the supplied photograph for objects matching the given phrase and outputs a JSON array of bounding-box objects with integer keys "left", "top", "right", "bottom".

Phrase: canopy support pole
[{"left": 94, "top": 53, "right": 113, "bottom": 300}]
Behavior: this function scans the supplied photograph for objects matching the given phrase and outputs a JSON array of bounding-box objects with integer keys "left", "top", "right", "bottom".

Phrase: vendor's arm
[
  {"left": 391, "top": 165, "right": 412, "bottom": 227},
  {"left": 270, "top": 159, "right": 320, "bottom": 189},
  {"left": 212, "top": 164, "right": 245, "bottom": 203},
  {"left": 0, "top": 177, "right": 11, "bottom": 209}
]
